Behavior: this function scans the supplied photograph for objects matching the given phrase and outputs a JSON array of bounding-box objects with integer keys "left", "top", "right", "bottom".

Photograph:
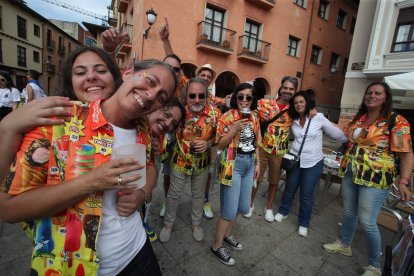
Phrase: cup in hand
[
  {"left": 240, "top": 107, "right": 251, "bottom": 119},
  {"left": 112, "top": 144, "right": 146, "bottom": 188}
]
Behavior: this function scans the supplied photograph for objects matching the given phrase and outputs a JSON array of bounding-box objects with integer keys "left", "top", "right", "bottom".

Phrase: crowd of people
[{"left": 0, "top": 19, "right": 412, "bottom": 276}]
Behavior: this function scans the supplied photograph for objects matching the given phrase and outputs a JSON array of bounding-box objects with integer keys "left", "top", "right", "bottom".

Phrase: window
[
  {"left": 204, "top": 5, "right": 225, "bottom": 43},
  {"left": 393, "top": 23, "right": 414, "bottom": 52},
  {"left": 47, "top": 29, "right": 53, "bottom": 48},
  {"left": 58, "top": 36, "right": 63, "bottom": 49},
  {"left": 330, "top": 52, "right": 340, "bottom": 72},
  {"left": 350, "top": 17, "right": 356, "bottom": 34},
  {"left": 310, "top": 45, "right": 322, "bottom": 65},
  {"left": 243, "top": 20, "right": 260, "bottom": 53},
  {"left": 318, "top": 1, "right": 330, "bottom": 20},
  {"left": 337, "top": 9, "right": 347, "bottom": 30},
  {"left": 287, "top": 36, "right": 300, "bottom": 57},
  {"left": 34, "top": 24, "right": 40, "bottom": 37},
  {"left": 17, "top": 16, "right": 27, "bottom": 39},
  {"left": 294, "top": 0, "right": 306, "bottom": 8},
  {"left": 17, "top": 46, "right": 26, "bottom": 67},
  {"left": 84, "top": 37, "right": 96, "bottom": 46},
  {"left": 68, "top": 42, "right": 72, "bottom": 52},
  {"left": 0, "top": 40, "right": 3, "bottom": 63},
  {"left": 33, "top": 50, "right": 39, "bottom": 63},
  {"left": 343, "top": 58, "right": 348, "bottom": 74}
]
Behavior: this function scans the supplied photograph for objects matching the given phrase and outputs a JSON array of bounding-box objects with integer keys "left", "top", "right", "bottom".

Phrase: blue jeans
[
  {"left": 220, "top": 154, "right": 255, "bottom": 221},
  {"left": 278, "top": 159, "right": 324, "bottom": 227},
  {"left": 340, "top": 165, "right": 389, "bottom": 268}
]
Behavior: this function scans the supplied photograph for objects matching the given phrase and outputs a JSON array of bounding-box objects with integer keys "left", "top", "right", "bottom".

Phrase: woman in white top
[
  {"left": 0, "top": 71, "right": 20, "bottom": 120},
  {"left": 274, "top": 90, "right": 347, "bottom": 237}
]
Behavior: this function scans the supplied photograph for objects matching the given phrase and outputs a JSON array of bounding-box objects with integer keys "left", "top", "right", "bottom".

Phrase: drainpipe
[{"left": 300, "top": 0, "right": 316, "bottom": 90}]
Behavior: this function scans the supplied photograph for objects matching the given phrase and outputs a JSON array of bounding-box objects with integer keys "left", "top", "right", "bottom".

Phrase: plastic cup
[{"left": 112, "top": 144, "right": 146, "bottom": 188}]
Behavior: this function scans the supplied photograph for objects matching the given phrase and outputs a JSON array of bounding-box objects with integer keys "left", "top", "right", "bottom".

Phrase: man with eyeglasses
[
  {"left": 245, "top": 76, "right": 299, "bottom": 222},
  {"left": 160, "top": 78, "right": 221, "bottom": 243}
]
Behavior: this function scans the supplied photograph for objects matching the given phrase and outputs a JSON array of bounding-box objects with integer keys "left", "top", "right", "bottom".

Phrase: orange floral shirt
[
  {"left": 171, "top": 104, "right": 221, "bottom": 175},
  {"left": 216, "top": 109, "right": 261, "bottom": 186},
  {"left": 1, "top": 100, "right": 152, "bottom": 275},
  {"left": 339, "top": 113, "right": 412, "bottom": 189},
  {"left": 256, "top": 98, "right": 292, "bottom": 155}
]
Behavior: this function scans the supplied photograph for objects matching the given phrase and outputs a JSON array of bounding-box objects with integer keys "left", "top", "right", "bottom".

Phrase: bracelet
[{"left": 398, "top": 177, "right": 409, "bottom": 186}]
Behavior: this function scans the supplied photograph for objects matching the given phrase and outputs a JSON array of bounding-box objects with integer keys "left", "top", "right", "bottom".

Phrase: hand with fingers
[
  {"left": 232, "top": 118, "right": 250, "bottom": 133},
  {"left": 83, "top": 157, "right": 145, "bottom": 192},
  {"left": 116, "top": 189, "right": 145, "bottom": 217},
  {"left": 158, "top": 17, "right": 169, "bottom": 41},
  {"left": 1, "top": 96, "right": 73, "bottom": 134},
  {"left": 101, "top": 27, "right": 130, "bottom": 53}
]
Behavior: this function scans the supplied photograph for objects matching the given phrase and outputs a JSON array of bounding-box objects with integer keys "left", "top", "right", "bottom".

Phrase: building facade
[
  {"left": 0, "top": 0, "right": 81, "bottom": 94},
  {"left": 111, "top": 0, "right": 358, "bottom": 119},
  {"left": 340, "top": 0, "right": 414, "bottom": 127}
]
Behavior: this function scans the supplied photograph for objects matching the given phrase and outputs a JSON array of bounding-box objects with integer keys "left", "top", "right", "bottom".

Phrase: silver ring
[{"left": 117, "top": 176, "right": 122, "bottom": 186}]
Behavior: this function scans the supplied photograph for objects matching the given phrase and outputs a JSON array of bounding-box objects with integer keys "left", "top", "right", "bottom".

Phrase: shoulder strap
[
  {"left": 297, "top": 118, "right": 312, "bottom": 157},
  {"left": 267, "top": 108, "right": 288, "bottom": 125}
]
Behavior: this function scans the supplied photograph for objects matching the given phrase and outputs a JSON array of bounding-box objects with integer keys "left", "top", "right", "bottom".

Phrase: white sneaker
[
  {"left": 264, "top": 209, "right": 274, "bottom": 222},
  {"left": 159, "top": 203, "right": 165, "bottom": 218},
  {"left": 274, "top": 213, "right": 288, "bottom": 222},
  {"left": 243, "top": 206, "right": 254, "bottom": 218},
  {"left": 203, "top": 202, "right": 214, "bottom": 219},
  {"left": 298, "top": 226, "right": 308, "bottom": 237}
]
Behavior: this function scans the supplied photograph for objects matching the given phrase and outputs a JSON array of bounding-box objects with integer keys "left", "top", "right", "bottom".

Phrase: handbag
[
  {"left": 281, "top": 118, "right": 312, "bottom": 171},
  {"left": 260, "top": 109, "right": 288, "bottom": 137}
]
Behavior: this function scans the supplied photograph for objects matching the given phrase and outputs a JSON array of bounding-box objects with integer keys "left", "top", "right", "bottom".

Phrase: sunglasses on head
[
  {"left": 237, "top": 95, "right": 253, "bottom": 102},
  {"left": 189, "top": 93, "right": 206, "bottom": 100}
]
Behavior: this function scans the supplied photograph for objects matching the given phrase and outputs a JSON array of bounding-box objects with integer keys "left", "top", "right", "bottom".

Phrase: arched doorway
[
  {"left": 215, "top": 71, "right": 240, "bottom": 98},
  {"left": 181, "top": 63, "right": 197, "bottom": 79},
  {"left": 253, "top": 77, "right": 270, "bottom": 100}
]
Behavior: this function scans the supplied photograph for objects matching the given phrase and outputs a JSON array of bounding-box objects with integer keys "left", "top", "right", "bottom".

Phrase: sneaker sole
[
  {"left": 203, "top": 213, "right": 214, "bottom": 219},
  {"left": 210, "top": 250, "right": 235, "bottom": 266},
  {"left": 323, "top": 247, "right": 352, "bottom": 257}
]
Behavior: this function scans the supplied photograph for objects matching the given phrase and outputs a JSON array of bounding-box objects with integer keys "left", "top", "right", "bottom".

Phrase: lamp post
[{"left": 141, "top": 8, "right": 157, "bottom": 60}]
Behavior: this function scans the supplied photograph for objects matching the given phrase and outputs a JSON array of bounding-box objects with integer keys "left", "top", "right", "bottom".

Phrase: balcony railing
[
  {"left": 196, "top": 21, "right": 236, "bottom": 55},
  {"left": 237, "top": 35, "right": 271, "bottom": 64},
  {"left": 47, "top": 40, "right": 55, "bottom": 50},
  {"left": 246, "top": 0, "right": 275, "bottom": 9},
  {"left": 115, "top": 23, "right": 133, "bottom": 55}
]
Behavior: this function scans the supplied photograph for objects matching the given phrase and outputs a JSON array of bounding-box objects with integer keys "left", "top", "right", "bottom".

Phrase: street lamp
[
  {"left": 141, "top": 8, "right": 157, "bottom": 60},
  {"left": 143, "top": 8, "right": 157, "bottom": 39}
]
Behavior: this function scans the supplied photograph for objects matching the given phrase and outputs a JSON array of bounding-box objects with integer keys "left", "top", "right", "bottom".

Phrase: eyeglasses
[
  {"left": 172, "top": 66, "right": 181, "bottom": 73},
  {"left": 237, "top": 95, "right": 253, "bottom": 102},
  {"left": 189, "top": 93, "right": 206, "bottom": 100},
  {"left": 0, "top": 78, "right": 6, "bottom": 83}
]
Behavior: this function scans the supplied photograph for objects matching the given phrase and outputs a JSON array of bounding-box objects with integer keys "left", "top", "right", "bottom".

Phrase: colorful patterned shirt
[
  {"left": 256, "top": 98, "right": 292, "bottom": 155},
  {"left": 216, "top": 109, "right": 260, "bottom": 186},
  {"left": 1, "top": 100, "right": 152, "bottom": 275},
  {"left": 171, "top": 104, "right": 221, "bottom": 175},
  {"left": 338, "top": 113, "right": 412, "bottom": 189}
]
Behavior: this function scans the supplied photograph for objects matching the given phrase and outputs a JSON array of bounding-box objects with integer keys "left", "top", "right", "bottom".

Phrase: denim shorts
[{"left": 220, "top": 154, "right": 255, "bottom": 221}]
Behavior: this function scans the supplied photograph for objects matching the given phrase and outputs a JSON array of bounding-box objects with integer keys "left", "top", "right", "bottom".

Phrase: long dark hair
[
  {"left": 288, "top": 90, "right": 316, "bottom": 119},
  {"left": 351, "top": 81, "right": 393, "bottom": 123},
  {"left": 229, "top": 82, "right": 258, "bottom": 110},
  {"left": 61, "top": 46, "right": 122, "bottom": 100}
]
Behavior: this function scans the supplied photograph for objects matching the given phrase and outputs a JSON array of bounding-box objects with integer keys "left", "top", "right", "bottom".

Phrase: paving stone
[{"left": 243, "top": 254, "right": 300, "bottom": 276}]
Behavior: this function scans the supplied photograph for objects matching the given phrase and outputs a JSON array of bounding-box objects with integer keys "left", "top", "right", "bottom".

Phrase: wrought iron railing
[
  {"left": 238, "top": 35, "right": 271, "bottom": 61},
  {"left": 197, "top": 21, "right": 236, "bottom": 51}
]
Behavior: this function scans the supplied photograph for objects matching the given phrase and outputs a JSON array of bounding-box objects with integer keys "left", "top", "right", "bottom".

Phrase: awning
[{"left": 384, "top": 71, "right": 414, "bottom": 110}]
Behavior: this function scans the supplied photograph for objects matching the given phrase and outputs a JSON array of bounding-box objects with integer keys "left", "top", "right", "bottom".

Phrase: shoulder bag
[{"left": 281, "top": 118, "right": 312, "bottom": 171}]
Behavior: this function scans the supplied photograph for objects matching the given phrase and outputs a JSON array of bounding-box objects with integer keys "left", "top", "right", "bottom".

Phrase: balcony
[
  {"left": 196, "top": 21, "right": 236, "bottom": 55},
  {"left": 58, "top": 46, "right": 65, "bottom": 56},
  {"left": 115, "top": 23, "right": 133, "bottom": 56},
  {"left": 108, "top": 9, "right": 117, "bottom": 27},
  {"left": 118, "top": 0, "right": 128, "bottom": 13},
  {"left": 246, "top": 0, "right": 275, "bottom": 9},
  {"left": 46, "top": 63, "right": 56, "bottom": 74},
  {"left": 47, "top": 40, "right": 55, "bottom": 50},
  {"left": 237, "top": 35, "right": 271, "bottom": 64}
]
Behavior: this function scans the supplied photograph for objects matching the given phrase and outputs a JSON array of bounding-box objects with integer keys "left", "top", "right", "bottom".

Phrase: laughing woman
[
  {"left": 211, "top": 83, "right": 260, "bottom": 266},
  {"left": 1, "top": 59, "right": 177, "bottom": 275}
]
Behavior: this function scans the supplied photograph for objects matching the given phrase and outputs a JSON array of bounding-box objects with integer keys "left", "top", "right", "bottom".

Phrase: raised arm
[
  {"left": 101, "top": 27, "right": 130, "bottom": 56},
  {"left": 159, "top": 17, "right": 174, "bottom": 56}
]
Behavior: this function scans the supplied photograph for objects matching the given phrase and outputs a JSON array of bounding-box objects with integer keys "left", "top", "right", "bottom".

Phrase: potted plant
[
  {"left": 222, "top": 40, "right": 230, "bottom": 49},
  {"left": 199, "top": 34, "right": 208, "bottom": 43}
]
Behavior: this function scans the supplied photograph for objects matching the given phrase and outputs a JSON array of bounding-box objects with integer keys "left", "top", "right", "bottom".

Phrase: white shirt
[
  {"left": 97, "top": 124, "right": 146, "bottom": 276},
  {"left": 290, "top": 113, "right": 348, "bottom": 168},
  {"left": 22, "top": 82, "right": 45, "bottom": 103},
  {"left": 0, "top": 87, "right": 20, "bottom": 107}
]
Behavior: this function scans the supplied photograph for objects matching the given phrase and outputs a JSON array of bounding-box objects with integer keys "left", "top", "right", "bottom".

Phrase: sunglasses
[
  {"left": 172, "top": 66, "right": 181, "bottom": 73},
  {"left": 189, "top": 93, "right": 206, "bottom": 100},
  {"left": 237, "top": 95, "right": 253, "bottom": 102},
  {"left": 0, "top": 78, "right": 6, "bottom": 82}
]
